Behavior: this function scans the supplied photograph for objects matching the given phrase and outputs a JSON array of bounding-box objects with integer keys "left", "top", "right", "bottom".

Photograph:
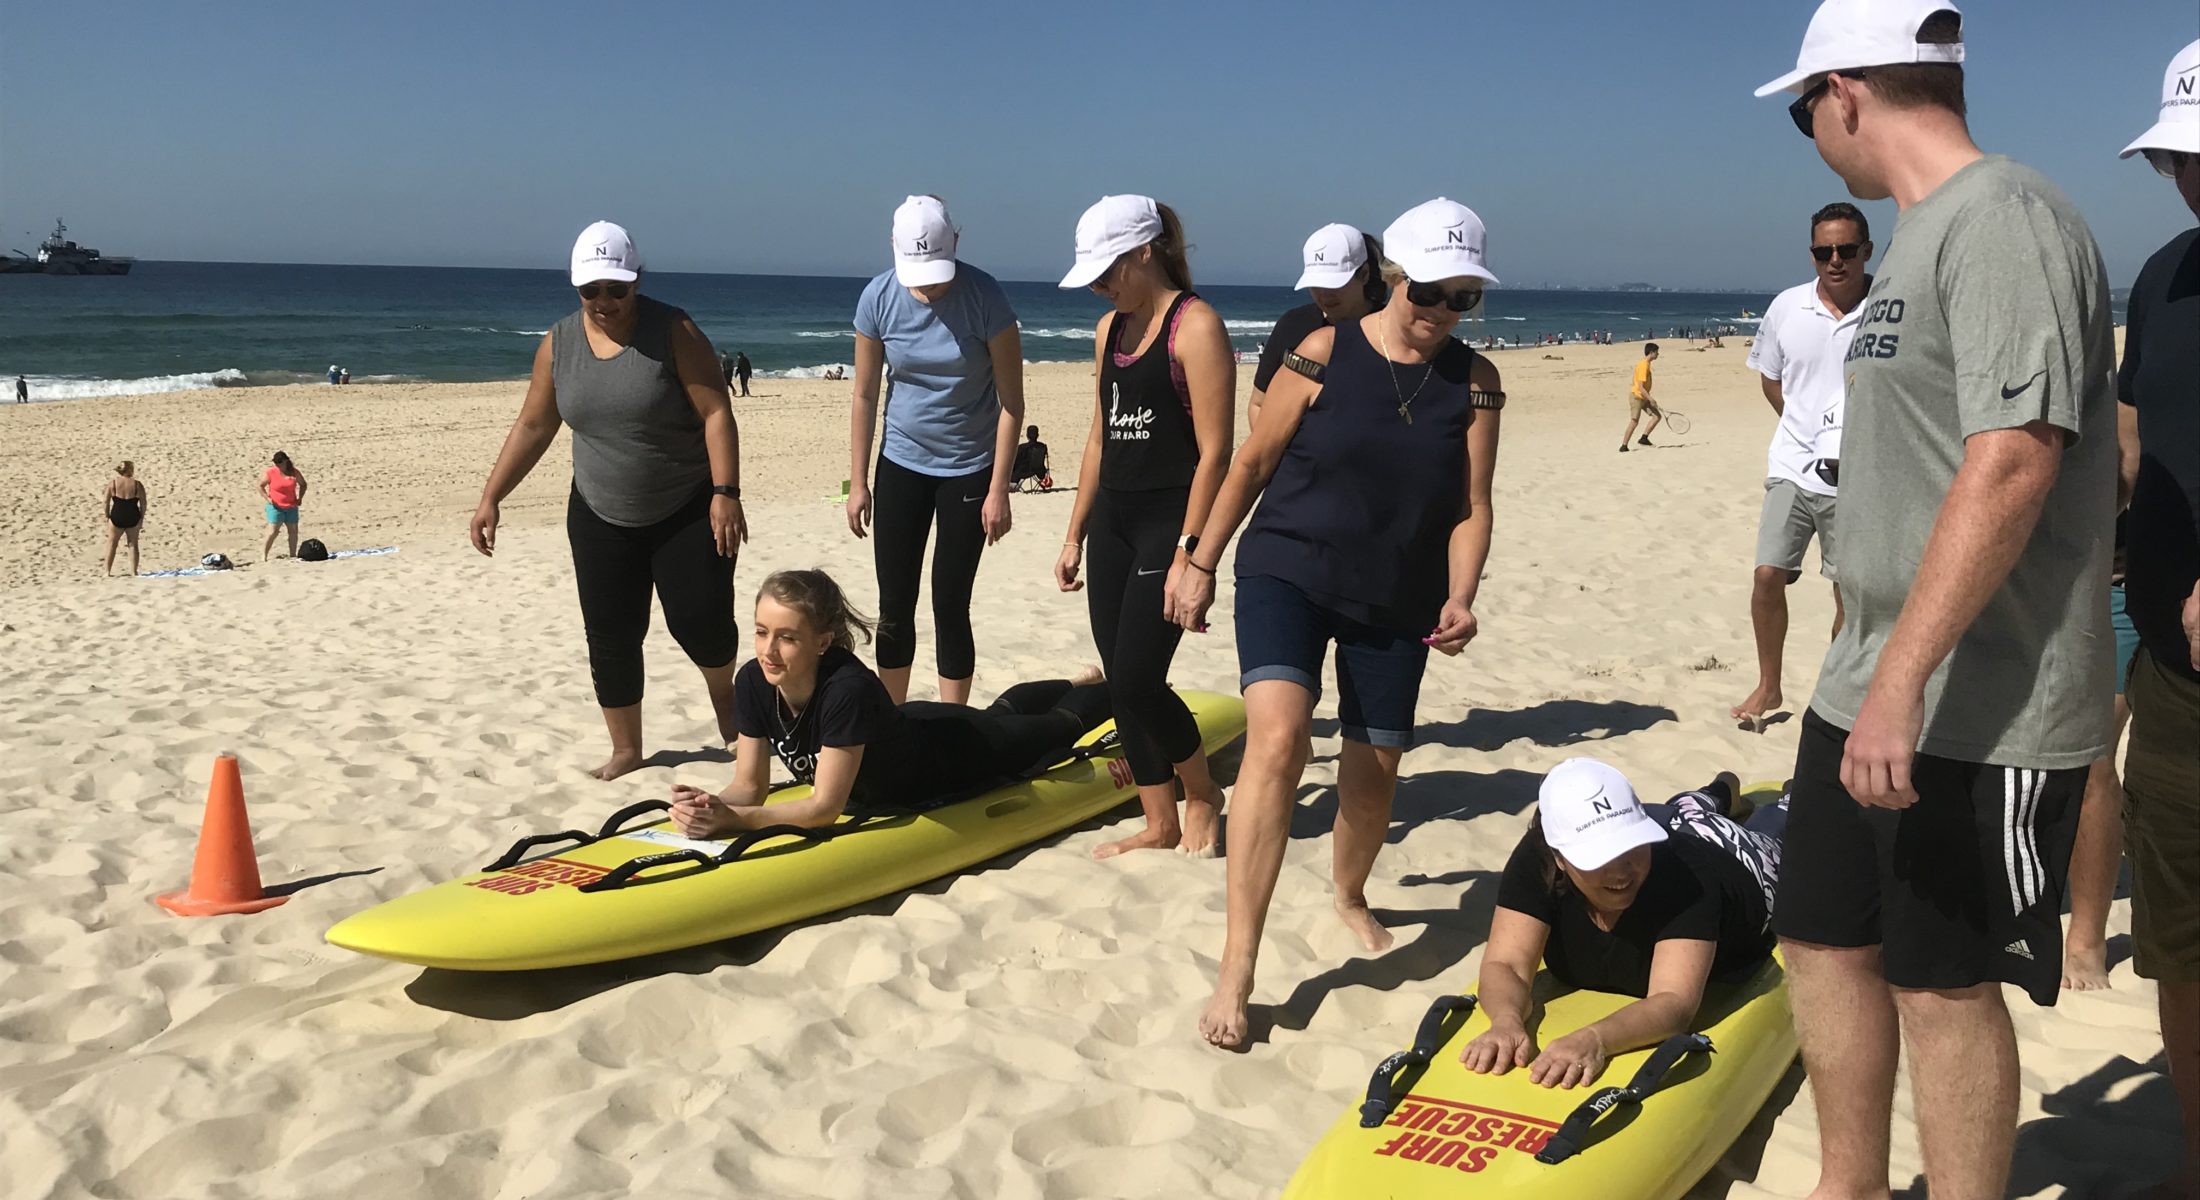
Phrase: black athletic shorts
[{"left": 1774, "top": 708, "right": 2083, "bottom": 1006}]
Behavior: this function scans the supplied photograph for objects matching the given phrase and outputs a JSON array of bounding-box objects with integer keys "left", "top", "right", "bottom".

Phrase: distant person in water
[
  {"left": 735, "top": 351, "right": 754, "bottom": 397},
  {"left": 328, "top": 364, "right": 341, "bottom": 386},
  {"left": 339, "top": 367, "right": 351, "bottom": 384},
  {"left": 670, "top": 569, "right": 1113, "bottom": 836},
  {"left": 102, "top": 460, "right": 146, "bottom": 576},
  {"left": 259, "top": 450, "right": 307, "bottom": 560},
  {"left": 14, "top": 375, "right": 25, "bottom": 403}
]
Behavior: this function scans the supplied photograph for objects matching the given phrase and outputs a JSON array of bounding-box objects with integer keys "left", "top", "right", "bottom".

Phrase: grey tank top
[{"left": 552, "top": 295, "right": 710, "bottom": 527}]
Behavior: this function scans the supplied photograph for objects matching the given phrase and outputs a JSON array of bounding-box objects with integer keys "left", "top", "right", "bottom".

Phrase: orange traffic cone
[{"left": 156, "top": 753, "right": 288, "bottom": 917}]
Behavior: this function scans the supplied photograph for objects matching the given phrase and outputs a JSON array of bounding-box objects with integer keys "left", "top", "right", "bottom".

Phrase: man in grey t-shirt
[{"left": 1756, "top": 4, "right": 2117, "bottom": 1198}]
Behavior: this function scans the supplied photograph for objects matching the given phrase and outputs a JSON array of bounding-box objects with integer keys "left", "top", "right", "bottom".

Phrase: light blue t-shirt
[{"left": 854, "top": 264, "right": 1018, "bottom": 476}]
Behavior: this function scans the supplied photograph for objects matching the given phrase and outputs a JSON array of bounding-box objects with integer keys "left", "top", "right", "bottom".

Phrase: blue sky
[{"left": 2, "top": 0, "right": 2193, "bottom": 289}]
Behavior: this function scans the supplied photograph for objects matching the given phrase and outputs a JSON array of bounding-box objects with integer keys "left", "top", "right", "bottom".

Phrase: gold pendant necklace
[{"left": 1376, "top": 314, "right": 1433, "bottom": 424}]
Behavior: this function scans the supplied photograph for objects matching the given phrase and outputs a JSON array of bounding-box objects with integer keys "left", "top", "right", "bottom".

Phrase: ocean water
[{"left": 0, "top": 261, "right": 1791, "bottom": 402}]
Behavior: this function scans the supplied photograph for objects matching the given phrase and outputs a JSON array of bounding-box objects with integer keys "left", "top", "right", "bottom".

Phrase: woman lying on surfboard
[
  {"left": 1462, "top": 757, "right": 1788, "bottom": 1089},
  {"left": 669, "top": 569, "right": 1114, "bottom": 838}
]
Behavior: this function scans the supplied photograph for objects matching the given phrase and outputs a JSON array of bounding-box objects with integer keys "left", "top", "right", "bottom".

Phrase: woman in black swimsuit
[
  {"left": 102, "top": 461, "right": 146, "bottom": 576},
  {"left": 670, "top": 569, "right": 1113, "bottom": 837}
]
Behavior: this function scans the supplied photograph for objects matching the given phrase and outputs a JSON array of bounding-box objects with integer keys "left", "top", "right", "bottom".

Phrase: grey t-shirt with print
[{"left": 1808, "top": 156, "right": 2116, "bottom": 770}]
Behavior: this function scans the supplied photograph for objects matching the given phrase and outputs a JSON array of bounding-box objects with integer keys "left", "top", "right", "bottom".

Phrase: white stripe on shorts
[{"left": 2002, "top": 768, "right": 2045, "bottom": 915}]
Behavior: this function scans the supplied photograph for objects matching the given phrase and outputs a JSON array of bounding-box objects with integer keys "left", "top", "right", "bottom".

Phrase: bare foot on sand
[
  {"left": 1199, "top": 963, "right": 1254, "bottom": 1048},
  {"left": 1336, "top": 896, "right": 1395, "bottom": 953},
  {"left": 2061, "top": 937, "right": 2110, "bottom": 991},
  {"left": 1180, "top": 784, "right": 1222, "bottom": 858},
  {"left": 588, "top": 751, "right": 646, "bottom": 780},
  {"left": 1094, "top": 824, "right": 1181, "bottom": 859},
  {"left": 1731, "top": 683, "right": 1782, "bottom": 731},
  {"left": 1069, "top": 663, "right": 1104, "bottom": 687}
]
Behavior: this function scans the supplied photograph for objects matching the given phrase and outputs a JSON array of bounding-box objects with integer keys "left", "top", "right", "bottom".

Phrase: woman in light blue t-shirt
[{"left": 846, "top": 195, "right": 1026, "bottom": 705}]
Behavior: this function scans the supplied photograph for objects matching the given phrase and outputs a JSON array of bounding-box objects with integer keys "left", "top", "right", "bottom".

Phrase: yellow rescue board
[
  {"left": 1283, "top": 784, "right": 1798, "bottom": 1200},
  {"left": 328, "top": 691, "right": 1246, "bottom": 971}
]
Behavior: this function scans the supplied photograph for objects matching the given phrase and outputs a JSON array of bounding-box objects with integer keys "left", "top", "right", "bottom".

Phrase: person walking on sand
[
  {"left": 102, "top": 461, "right": 146, "bottom": 576},
  {"left": 2111, "top": 37, "right": 2200, "bottom": 1195},
  {"left": 259, "top": 450, "right": 307, "bottom": 560},
  {"left": 734, "top": 351, "right": 752, "bottom": 398},
  {"left": 1756, "top": 5, "right": 2119, "bottom": 1198},
  {"left": 1731, "top": 202, "right": 1871, "bottom": 729},
  {"left": 846, "top": 195, "right": 1025, "bottom": 706},
  {"left": 1248, "top": 223, "right": 1385, "bottom": 429},
  {"left": 1054, "top": 194, "right": 1235, "bottom": 860},
  {"left": 1168, "top": 198, "right": 1507, "bottom": 1047},
  {"left": 470, "top": 220, "right": 748, "bottom": 781},
  {"left": 1619, "top": 343, "right": 1661, "bottom": 450}
]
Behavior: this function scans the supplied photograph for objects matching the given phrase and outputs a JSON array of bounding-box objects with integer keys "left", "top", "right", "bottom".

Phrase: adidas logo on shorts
[{"left": 2003, "top": 939, "right": 2035, "bottom": 961}]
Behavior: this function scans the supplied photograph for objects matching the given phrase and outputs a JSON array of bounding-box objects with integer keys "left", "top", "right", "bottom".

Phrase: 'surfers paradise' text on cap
[
  {"left": 570, "top": 221, "right": 641, "bottom": 287},
  {"left": 1295, "top": 223, "right": 1370, "bottom": 290},
  {"left": 1059, "top": 195, "right": 1163, "bottom": 289},
  {"left": 1538, "top": 757, "right": 1668, "bottom": 871},
  {"left": 2123, "top": 39, "right": 2200, "bottom": 158},
  {"left": 1755, "top": 0, "right": 1964, "bottom": 98},
  {"left": 892, "top": 195, "right": 959, "bottom": 287},
  {"left": 1381, "top": 199, "right": 1498, "bottom": 286}
]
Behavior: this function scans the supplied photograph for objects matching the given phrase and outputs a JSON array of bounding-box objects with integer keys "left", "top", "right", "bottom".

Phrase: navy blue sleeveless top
[{"left": 1235, "top": 317, "right": 1478, "bottom": 632}]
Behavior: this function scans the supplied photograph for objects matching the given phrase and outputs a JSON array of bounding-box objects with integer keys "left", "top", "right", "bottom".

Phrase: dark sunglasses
[
  {"left": 2142, "top": 148, "right": 2194, "bottom": 180},
  {"left": 1810, "top": 242, "right": 1863, "bottom": 263},
  {"left": 1789, "top": 70, "right": 1870, "bottom": 138},
  {"left": 1404, "top": 280, "right": 1484, "bottom": 313},
  {"left": 577, "top": 281, "right": 631, "bottom": 301}
]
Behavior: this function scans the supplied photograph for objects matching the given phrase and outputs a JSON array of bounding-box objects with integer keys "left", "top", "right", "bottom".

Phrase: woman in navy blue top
[{"left": 1170, "top": 198, "right": 1508, "bottom": 1048}]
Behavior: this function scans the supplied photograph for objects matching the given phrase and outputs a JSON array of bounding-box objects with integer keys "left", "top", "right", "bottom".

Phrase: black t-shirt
[
  {"left": 732, "top": 648, "right": 926, "bottom": 810},
  {"left": 2118, "top": 226, "right": 2200, "bottom": 686},
  {"left": 1013, "top": 440, "right": 1048, "bottom": 479},
  {"left": 1495, "top": 832, "right": 1772, "bottom": 998},
  {"left": 1252, "top": 302, "right": 1330, "bottom": 392}
]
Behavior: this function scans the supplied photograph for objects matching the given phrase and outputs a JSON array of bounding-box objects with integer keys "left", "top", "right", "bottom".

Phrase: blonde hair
[{"left": 116, "top": 461, "right": 134, "bottom": 477}]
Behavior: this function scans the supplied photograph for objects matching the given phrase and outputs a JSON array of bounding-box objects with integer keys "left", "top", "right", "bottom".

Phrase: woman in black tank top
[
  {"left": 1168, "top": 198, "right": 1510, "bottom": 1048},
  {"left": 1052, "top": 195, "right": 1239, "bottom": 860}
]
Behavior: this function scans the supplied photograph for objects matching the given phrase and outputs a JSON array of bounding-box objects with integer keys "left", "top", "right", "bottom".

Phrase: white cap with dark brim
[
  {"left": 1295, "top": 223, "right": 1369, "bottom": 290},
  {"left": 2122, "top": 39, "right": 2200, "bottom": 158},
  {"left": 1754, "top": 0, "right": 1965, "bottom": 98},
  {"left": 891, "top": 195, "right": 959, "bottom": 287},
  {"left": 1060, "top": 195, "right": 1163, "bottom": 289},
  {"left": 1538, "top": 758, "right": 1667, "bottom": 871},
  {"left": 570, "top": 220, "right": 641, "bottom": 286}
]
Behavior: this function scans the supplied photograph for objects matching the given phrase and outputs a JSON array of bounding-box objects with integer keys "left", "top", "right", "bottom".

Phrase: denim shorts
[{"left": 1234, "top": 574, "right": 1430, "bottom": 748}]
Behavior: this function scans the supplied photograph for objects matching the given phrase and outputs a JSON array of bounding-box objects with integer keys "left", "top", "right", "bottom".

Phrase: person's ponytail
[
  {"left": 1359, "top": 233, "right": 1388, "bottom": 311},
  {"left": 1149, "top": 203, "right": 1194, "bottom": 292}
]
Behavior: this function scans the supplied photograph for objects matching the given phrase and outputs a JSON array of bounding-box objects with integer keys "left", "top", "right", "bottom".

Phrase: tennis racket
[{"left": 1662, "top": 410, "right": 1692, "bottom": 435}]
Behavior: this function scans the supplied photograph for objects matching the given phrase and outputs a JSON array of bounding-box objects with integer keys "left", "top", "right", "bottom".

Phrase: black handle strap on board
[
  {"left": 480, "top": 786, "right": 796, "bottom": 872},
  {"left": 1534, "top": 1032, "right": 1716, "bottom": 1165},
  {"left": 1357, "top": 994, "right": 1479, "bottom": 1127},
  {"left": 575, "top": 813, "right": 887, "bottom": 893}
]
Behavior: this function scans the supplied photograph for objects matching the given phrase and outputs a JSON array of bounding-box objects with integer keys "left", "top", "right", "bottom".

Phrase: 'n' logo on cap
[
  {"left": 1313, "top": 250, "right": 1326, "bottom": 262},
  {"left": 1587, "top": 785, "right": 1613, "bottom": 814},
  {"left": 1445, "top": 220, "right": 1467, "bottom": 246},
  {"left": 915, "top": 235, "right": 930, "bottom": 252},
  {"left": 593, "top": 244, "right": 609, "bottom": 258}
]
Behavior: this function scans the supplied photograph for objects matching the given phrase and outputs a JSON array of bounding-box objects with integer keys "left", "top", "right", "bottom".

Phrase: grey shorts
[{"left": 1755, "top": 478, "right": 1837, "bottom": 580}]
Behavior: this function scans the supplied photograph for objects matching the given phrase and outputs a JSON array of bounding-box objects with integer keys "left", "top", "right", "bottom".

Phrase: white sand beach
[{"left": 0, "top": 344, "right": 2177, "bottom": 1197}]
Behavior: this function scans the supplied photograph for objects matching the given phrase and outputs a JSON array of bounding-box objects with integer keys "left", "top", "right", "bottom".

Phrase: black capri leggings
[
  {"left": 566, "top": 484, "right": 737, "bottom": 709},
  {"left": 871, "top": 454, "right": 991, "bottom": 679},
  {"left": 1085, "top": 486, "right": 1202, "bottom": 788},
  {"left": 897, "top": 680, "right": 1115, "bottom": 808}
]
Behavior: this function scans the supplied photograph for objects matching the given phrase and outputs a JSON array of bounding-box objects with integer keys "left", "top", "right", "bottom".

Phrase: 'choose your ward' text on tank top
[{"left": 1097, "top": 291, "right": 1200, "bottom": 492}]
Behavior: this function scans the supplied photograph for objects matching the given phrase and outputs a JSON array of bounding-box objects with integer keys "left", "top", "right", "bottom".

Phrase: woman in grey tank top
[{"left": 470, "top": 221, "right": 749, "bottom": 780}]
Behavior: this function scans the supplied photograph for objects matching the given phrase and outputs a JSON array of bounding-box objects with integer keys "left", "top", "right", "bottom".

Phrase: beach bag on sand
[
  {"left": 199, "top": 553, "right": 233, "bottom": 571},
  {"left": 298, "top": 539, "right": 329, "bottom": 562}
]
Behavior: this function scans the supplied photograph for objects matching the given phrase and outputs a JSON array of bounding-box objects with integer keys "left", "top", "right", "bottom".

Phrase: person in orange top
[
  {"left": 1620, "top": 342, "right": 1663, "bottom": 451},
  {"left": 259, "top": 450, "right": 307, "bottom": 560}
]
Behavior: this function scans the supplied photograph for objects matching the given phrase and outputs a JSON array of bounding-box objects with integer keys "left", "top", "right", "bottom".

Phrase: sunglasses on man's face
[
  {"left": 1404, "top": 281, "right": 1484, "bottom": 313},
  {"left": 577, "top": 282, "right": 631, "bottom": 301},
  {"left": 2142, "top": 148, "right": 2195, "bottom": 180},
  {"left": 1811, "top": 242, "right": 1863, "bottom": 264},
  {"left": 1789, "top": 70, "right": 1870, "bottom": 138}
]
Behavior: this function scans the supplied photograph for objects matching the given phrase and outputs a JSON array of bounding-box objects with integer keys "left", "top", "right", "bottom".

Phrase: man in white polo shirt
[{"left": 1732, "top": 202, "right": 1870, "bottom": 729}]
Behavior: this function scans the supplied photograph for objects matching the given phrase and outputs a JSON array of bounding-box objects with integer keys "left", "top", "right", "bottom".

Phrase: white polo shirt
[{"left": 1748, "top": 280, "right": 1863, "bottom": 496}]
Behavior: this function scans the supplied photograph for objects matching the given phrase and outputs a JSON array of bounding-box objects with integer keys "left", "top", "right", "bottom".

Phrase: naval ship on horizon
[{"left": 0, "top": 219, "right": 134, "bottom": 275}]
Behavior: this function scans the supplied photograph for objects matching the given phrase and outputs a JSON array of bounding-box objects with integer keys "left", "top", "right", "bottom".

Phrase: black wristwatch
[{"left": 711, "top": 485, "right": 742, "bottom": 499}]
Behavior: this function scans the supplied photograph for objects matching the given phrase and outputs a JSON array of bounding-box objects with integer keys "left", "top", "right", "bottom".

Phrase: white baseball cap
[
  {"left": 1754, "top": 0, "right": 1965, "bottom": 98},
  {"left": 1537, "top": 758, "right": 1667, "bottom": 870},
  {"left": 570, "top": 220, "right": 641, "bottom": 286},
  {"left": 1381, "top": 198, "right": 1498, "bottom": 286},
  {"left": 892, "top": 195, "right": 959, "bottom": 287},
  {"left": 1059, "top": 194, "right": 1163, "bottom": 289},
  {"left": 1295, "top": 223, "right": 1370, "bottom": 290},
  {"left": 2122, "top": 39, "right": 2200, "bottom": 159}
]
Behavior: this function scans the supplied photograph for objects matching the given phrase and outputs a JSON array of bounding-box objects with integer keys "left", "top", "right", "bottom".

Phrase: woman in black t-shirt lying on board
[
  {"left": 1462, "top": 757, "right": 1789, "bottom": 1089},
  {"left": 669, "top": 569, "right": 1112, "bottom": 838}
]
